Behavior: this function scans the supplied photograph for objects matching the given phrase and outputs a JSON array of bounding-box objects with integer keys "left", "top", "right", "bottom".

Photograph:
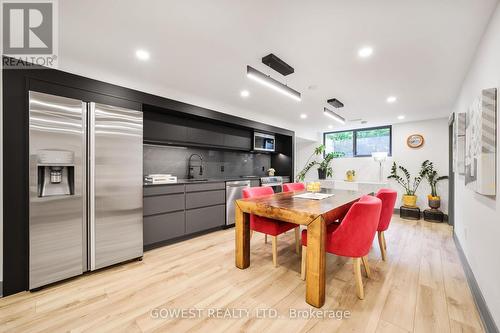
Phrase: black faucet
[{"left": 188, "top": 154, "right": 203, "bottom": 179}]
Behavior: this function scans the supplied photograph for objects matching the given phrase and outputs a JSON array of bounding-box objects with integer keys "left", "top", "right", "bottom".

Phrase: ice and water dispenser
[{"left": 37, "top": 149, "right": 75, "bottom": 197}]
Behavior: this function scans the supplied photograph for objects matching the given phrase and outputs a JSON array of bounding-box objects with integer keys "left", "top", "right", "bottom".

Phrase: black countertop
[{"left": 143, "top": 176, "right": 262, "bottom": 186}]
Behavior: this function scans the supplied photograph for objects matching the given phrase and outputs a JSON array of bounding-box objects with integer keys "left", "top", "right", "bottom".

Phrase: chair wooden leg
[
  {"left": 294, "top": 228, "right": 300, "bottom": 255},
  {"left": 378, "top": 231, "right": 387, "bottom": 261},
  {"left": 382, "top": 232, "right": 387, "bottom": 250},
  {"left": 272, "top": 236, "right": 278, "bottom": 267},
  {"left": 265, "top": 234, "right": 268, "bottom": 244},
  {"left": 301, "top": 245, "right": 307, "bottom": 280},
  {"left": 361, "top": 256, "right": 371, "bottom": 278},
  {"left": 353, "top": 258, "right": 364, "bottom": 299}
]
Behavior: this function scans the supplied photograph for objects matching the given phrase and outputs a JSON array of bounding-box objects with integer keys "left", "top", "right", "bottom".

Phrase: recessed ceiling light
[
  {"left": 397, "top": 115, "right": 405, "bottom": 120},
  {"left": 328, "top": 125, "right": 333, "bottom": 129},
  {"left": 387, "top": 96, "right": 397, "bottom": 103},
  {"left": 240, "top": 90, "right": 250, "bottom": 98},
  {"left": 300, "top": 114, "right": 307, "bottom": 119},
  {"left": 358, "top": 47, "right": 374, "bottom": 58},
  {"left": 135, "top": 49, "right": 150, "bottom": 61}
]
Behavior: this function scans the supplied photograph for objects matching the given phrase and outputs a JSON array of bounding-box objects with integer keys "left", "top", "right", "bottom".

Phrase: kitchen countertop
[{"left": 143, "top": 176, "right": 262, "bottom": 186}]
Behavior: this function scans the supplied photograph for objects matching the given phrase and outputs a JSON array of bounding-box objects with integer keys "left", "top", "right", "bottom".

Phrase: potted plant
[
  {"left": 346, "top": 170, "right": 356, "bottom": 182},
  {"left": 296, "top": 145, "right": 340, "bottom": 181},
  {"left": 422, "top": 160, "right": 448, "bottom": 209},
  {"left": 317, "top": 152, "right": 334, "bottom": 180},
  {"left": 387, "top": 161, "right": 427, "bottom": 207}
]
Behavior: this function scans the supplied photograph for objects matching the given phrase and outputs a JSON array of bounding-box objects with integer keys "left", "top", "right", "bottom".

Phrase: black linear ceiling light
[
  {"left": 246, "top": 66, "right": 301, "bottom": 102},
  {"left": 324, "top": 107, "right": 346, "bottom": 124},
  {"left": 246, "top": 53, "right": 301, "bottom": 101}
]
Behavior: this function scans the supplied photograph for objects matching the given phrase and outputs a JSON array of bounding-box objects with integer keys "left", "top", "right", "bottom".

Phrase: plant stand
[
  {"left": 400, "top": 206, "right": 420, "bottom": 220},
  {"left": 423, "top": 209, "right": 444, "bottom": 223}
]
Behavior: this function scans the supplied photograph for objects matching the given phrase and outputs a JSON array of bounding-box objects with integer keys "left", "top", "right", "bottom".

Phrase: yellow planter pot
[
  {"left": 402, "top": 195, "right": 417, "bottom": 207},
  {"left": 346, "top": 174, "right": 355, "bottom": 182}
]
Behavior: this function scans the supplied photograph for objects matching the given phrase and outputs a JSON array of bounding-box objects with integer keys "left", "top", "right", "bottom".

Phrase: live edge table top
[{"left": 235, "top": 188, "right": 371, "bottom": 226}]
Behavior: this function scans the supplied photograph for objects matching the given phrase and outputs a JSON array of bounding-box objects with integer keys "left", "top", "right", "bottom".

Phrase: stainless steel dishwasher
[{"left": 226, "top": 180, "right": 251, "bottom": 226}]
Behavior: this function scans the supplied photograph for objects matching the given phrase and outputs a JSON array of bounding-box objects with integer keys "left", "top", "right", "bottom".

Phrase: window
[
  {"left": 323, "top": 125, "right": 392, "bottom": 158},
  {"left": 324, "top": 131, "right": 354, "bottom": 157}
]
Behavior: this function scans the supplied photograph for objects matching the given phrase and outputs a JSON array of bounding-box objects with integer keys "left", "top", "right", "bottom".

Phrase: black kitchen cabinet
[
  {"left": 144, "top": 211, "right": 185, "bottom": 245},
  {"left": 143, "top": 194, "right": 185, "bottom": 216},
  {"left": 143, "top": 108, "right": 252, "bottom": 151},
  {"left": 143, "top": 182, "right": 226, "bottom": 249},
  {"left": 186, "top": 205, "right": 225, "bottom": 234},
  {"left": 143, "top": 112, "right": 188, "bottom": 143},
  {"left": 186, "top": 190, "right": 225, "bottom": 209},
  {"left": 223, "top": 133, "right": 251, "bottom": 150},
  {"left": 186, "top": 127, "right": 225, "bottom": 146}
]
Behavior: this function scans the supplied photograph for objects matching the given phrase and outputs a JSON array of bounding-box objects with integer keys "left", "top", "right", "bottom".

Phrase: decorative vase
[
  {"left": 428, "top": 196, "right": 441, "bottom": 209},
  {"left": 268, "top": 170, "right": 275, "bottom": 176},
  {"left": 318, "top": 169, "right": 326, "bottom": 180},
  {"left": 346, "top": 174, "right": 355, "bottom": 182},
  {"left": 402, "top": 194, "right": 418, "bottom": 207}
]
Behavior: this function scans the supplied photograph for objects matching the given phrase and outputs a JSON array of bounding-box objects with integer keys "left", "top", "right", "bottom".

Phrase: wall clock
[{"left": 407, "top": 134, "right": 424, "bottom": 148}]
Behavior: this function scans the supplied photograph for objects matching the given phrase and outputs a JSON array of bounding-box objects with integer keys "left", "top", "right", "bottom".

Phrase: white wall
[
  {"left": 451, "top": 2, "right": 500, "bottom": 328},
  {"left": 295, "top": 118, "right": 450, "bottom": 212}
]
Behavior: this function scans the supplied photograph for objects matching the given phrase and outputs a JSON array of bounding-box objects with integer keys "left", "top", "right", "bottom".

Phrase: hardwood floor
[{"left": 0, "top": 216, "right": 484, "bottom": 333}]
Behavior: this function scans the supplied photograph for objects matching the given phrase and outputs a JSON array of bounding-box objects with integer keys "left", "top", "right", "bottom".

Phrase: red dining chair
[
  {"left": 375, "top": 188, "right": 398, "bottom": 261},
  {"left": 300, "top": 195, "right": 382, "bottom": 299},
  {"left": 282, "top": 182, "right": 306, "bottom": 192},
  {"left": 242, "top": 186, "right": 300, "bottom": 267}
]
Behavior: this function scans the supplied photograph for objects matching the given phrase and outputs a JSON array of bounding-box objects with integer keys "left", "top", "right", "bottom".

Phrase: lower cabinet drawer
[
  {"left": 143, "top": 211, "right": 185, "bottom": 245},
  {"left": 144, "top": 193, "right": 185, "bottom": 216},
  {"left": 186, "top": 190, "right": 225, "bottom": 209},
  {"left": 185, "top": 205, "right": 225, "bottom": 234}
]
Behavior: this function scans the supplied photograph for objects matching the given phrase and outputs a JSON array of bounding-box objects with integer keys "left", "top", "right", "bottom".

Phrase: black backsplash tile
[{"left": 144, "top": 144, "right": 271, "bottom": 178}]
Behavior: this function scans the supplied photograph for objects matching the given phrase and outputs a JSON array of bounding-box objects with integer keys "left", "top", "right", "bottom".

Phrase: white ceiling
[{"left": 58, "top": 0, "right": 498, "bottom": 139}]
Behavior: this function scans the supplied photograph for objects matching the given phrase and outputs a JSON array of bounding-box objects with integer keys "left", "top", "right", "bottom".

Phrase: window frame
[{"left": 323, "top": 125, "right": 392, "bottom": 158}]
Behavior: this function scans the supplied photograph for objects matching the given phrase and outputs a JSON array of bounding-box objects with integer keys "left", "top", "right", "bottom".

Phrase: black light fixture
[
  {"left": 324, "top": 107, "right": 346, "bottom": 124},
  {"left": 327, "top": 98, "right": 344, "bottom": 108},
  {"left": 246, "top": 65, "right": 301, "bottom": 101},
  {"left": 262, "top": 53, "right": 294, "bottom": 76}
]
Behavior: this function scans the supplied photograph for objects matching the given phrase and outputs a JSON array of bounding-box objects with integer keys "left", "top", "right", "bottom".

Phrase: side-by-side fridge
[{"left": 29, "top": 91, "right": 143, "bottom": 289}]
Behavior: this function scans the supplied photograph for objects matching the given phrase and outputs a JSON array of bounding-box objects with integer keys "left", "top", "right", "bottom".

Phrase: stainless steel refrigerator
[{"left": 29, "top": 91, "right": 143, "bottom": 290}]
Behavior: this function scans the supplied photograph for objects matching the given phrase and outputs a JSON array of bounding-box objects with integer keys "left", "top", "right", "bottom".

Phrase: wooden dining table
[{"left": 234, "top": 188, "right": 371, "bottom": 308}]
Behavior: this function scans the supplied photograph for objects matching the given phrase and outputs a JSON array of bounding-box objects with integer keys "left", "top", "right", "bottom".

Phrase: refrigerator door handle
[
  {"left": 82, "top": 102, "right": 88, "bottom": 272},
  {"left": 88, "top": 102, "right": 96, "bottom": 271}
]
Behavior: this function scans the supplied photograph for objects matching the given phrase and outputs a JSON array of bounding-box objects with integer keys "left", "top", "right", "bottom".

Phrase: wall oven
[{"left": 253, "top": 132, "right": 275, "bottom": 152}]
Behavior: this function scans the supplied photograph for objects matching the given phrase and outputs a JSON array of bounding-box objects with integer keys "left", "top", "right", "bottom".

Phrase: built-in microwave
[{"left": 253, "top": 132, "right": 275, "bottom": 152}]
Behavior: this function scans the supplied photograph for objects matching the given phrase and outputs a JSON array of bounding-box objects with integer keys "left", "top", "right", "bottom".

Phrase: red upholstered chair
[
  {"left": 375, "top": 188, "right": 398, "bottom": 261},
  {"left": 242, "top": 186, "right": 300, "bottom": 267},
  {"left": 300, "top": 195, "right": 382, "bottom": 299},
  {"left": 282, "top": 182, "right": 306, "bottom": 192}
]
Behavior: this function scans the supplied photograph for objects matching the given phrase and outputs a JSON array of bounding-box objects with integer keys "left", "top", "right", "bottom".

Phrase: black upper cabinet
[
  {"left": 144, "top": 112, "right": 188, "bottom": 143},
  {"left": 186, "top": 127, "right": 225, "bottom": 146},
  {"left": 223, "top": 133, "right": 251, "bottom": 150},
  {"left": 143, "top": 109, "right": 252, "bottom": 151}
]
